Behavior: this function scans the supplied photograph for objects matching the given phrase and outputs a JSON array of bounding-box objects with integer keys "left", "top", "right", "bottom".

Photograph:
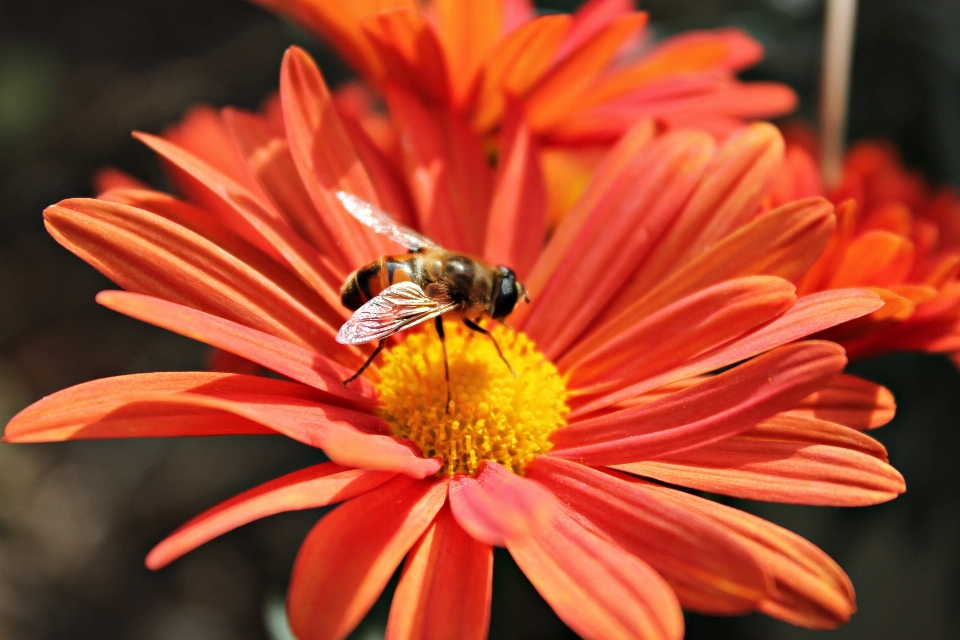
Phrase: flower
[
  {"left": 5, "top": 49, "right": 904, "bottom": 639},
  {"left": 770, "top": 131, "right": 960, "bottom": 362},
  {"left": 249, "top": 0, "right": 797, "bottom": 222}
]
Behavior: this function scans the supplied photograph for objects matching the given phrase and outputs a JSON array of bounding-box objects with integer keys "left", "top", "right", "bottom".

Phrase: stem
[{"left": 819, "top": 0, "right": 859, "bottom": 189}]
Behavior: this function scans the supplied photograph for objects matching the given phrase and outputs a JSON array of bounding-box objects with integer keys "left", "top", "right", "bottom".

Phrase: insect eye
[{"left": 492, "top": 266, "right": 519, "bottom": 319}]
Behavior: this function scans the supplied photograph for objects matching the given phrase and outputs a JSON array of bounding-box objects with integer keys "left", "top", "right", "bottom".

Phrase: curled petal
[
  {"left": 147, "top": 463, "right": 395, "bottom": 569},
  {"left": 288, "top": 475, "right": 448, "bottom": 640},
  {"left": 790, "top": 373, "right": 896, "bottom": 429}
]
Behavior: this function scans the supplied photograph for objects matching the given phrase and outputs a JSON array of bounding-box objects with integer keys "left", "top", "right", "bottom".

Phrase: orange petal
[
  {"left": 280, "top": 46, "right": 394, "bottom": 267},
  {"left": 529, "top": 457, "right": 771, "bottom": 615},
  {"left": 386, "top": 504, "right": 492, "bottom": 640},
  {"left": 146, "top": 463, "right": 395, "bottom": 570},
  {"left": 525, "top": 12, "right": 648, "bottom": 133},
  {"left": 633, "top": 481, "right": 856, "bottom": 629},
  {"left": 362, "top": 9, "right": 452, "bottom": 105},
  {"left": 551, "top": 342, "right": 847, "bottom": 465},
  {"left": 384, "top": 85, "right": 492, "bottom": 254},
  {"left": 572, "top": 288, "right": 882, "bottom": 416},
  {"left": 448, "top": 462, "right": 554, "bottom": 547},
  {"left": 789, "top": 373, "right": 896, "bottom": 430},
  {"left": 44, "top": 198, "right": 355, "bottom": 365},
  {"left": 557, "top": 0, "right": 636, "bottom": 59},
  {"left": 615, "top": 123, "right": 785, "bottom": 304},
  {"left": 287, "top": 475, "right": 448, "bottom": 640},
  {"left": 483, "top": 101, "right": 547, "bottom": 279},
  {"left": 828, "top": 230, "right": 916, "bottom": 289},
  {"left": 135, "top": 131, "right": 346, "bottom": 307},
  {"left": 96, "top": 291, "right": 374, "bottom": 400},
  {"left": 93, "top": 167, "right": 148, "bottom": 194},
  {"left": 592, "top": 197, "right": 836, "bottom": 342},
  {"left": 522, "top": 129, "right": 716, "bottom": 354},
  {"left": 617, "top": 414, "right": 905, "bottom": 506},
  {"left": 507, "top": 492, "right": 684, "bottom": 640},
  {"left": 469, "top": 14, "right": 572, "bottom": 132},
  {"left": 432, "top": 0, "right": 503, "bottom": 106},
  {"left": 564, "top": 276, "right": 796, "bottom": 383}
]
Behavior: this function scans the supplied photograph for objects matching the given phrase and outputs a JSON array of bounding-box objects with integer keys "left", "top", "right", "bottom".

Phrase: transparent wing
[
  {"left": 336, "top": 191, "right": 443, "bottom": 252},
  {"left": 336, "top": 282, "right": 456, "bottom": 345}
]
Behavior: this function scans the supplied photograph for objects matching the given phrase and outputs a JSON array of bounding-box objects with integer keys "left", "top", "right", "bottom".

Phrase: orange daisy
[
  {"left": 6, "top": 49, "right": 903, "bottom": 639},
  {"left": 770, "top": 131, "right": 960, "bottom": 362}
]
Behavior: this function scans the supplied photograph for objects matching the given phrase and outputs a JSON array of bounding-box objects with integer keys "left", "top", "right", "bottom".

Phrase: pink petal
[
  {"left": 550, "top": 341, "right": 847, "bottom": 465},
  {"left": 528, "top": 457, "right": 771, "bottom": 614},
  {"left": 146, "top": 463, "right": 394, "bottom": 569},
  {"left": 615, "top": 414, "right": 905, "bottom": 506},
  {"left": 385, "top": 504, "right": 492, "bottom": 640},
  {"left": 287, "top": 475, "right": 448, "bottom": 640}
]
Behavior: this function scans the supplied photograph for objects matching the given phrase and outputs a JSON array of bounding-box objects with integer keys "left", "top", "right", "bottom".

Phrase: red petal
[
  {"left": 287, "top": 475, "right": 448, "bottom": 640},
  {"left": 790, "top": 373, "right": 896, "bottom": 429},
  {"left": 528, "top": 457, "right": 771, "bottom": 614},
  {"left": 97, "top": 291, "right": 374, "bottom": 402},
  {"left": 616, "top": 414, "right": 905, "bottom": 506},
  {"left": 550, "top": 342, "right": 847, "bottom": 465},
  {"left": 280, "top": 46, "right": 393, "bottom": 267},
  {"left": 146, "top": 463, "right": 394, "bottom": 569},
  {"left": 563, "top": 276, "right": 796, "bottom": 390},
  {"left": 3, "top": 372, "right": 295, "bottom": 441},
  {"left": 44, "top": 198, "right": 358, "bottom": 367},
  {"left": 386, "top": 504, "right": 492, "bottom": 640},
  {"left": 639, "top": 482, "right": 856, "bottom": 629},
  {"left": 431, "top": 0, "right": 503, "bottom": 106},
  {"left": 483, "top": 101, "right": 547, "bottom": 279},
  {"left": 508, "top": 492, "right": 683, "bottom": 640},
  {"left": 571, "top": 288, "right": 881, "bottom": 416},
  {"left": 557, "top": 0, "right": 636, "bottom": 60},
  {"left": 448, "top": 462, "right": 554, "bottom": 547}
]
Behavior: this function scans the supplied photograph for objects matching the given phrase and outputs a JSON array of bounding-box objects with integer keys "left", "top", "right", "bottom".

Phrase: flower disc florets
[{"left": 377, "top": 322, "right": 569, "bottom": 476}]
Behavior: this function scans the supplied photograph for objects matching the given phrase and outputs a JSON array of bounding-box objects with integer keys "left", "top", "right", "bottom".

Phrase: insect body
[{"left": 335, "top": 192, "right": 529, "bottom": 409}]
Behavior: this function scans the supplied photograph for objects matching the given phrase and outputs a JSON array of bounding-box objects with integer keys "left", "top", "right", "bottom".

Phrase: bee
[{"left": 335, "top": 192, "right": 529, "bottom": 409}]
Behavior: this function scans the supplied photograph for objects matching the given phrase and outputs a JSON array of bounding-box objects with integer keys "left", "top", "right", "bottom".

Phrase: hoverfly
[{"left": 335, "top": 192, "right": 529, "bottom": 409}]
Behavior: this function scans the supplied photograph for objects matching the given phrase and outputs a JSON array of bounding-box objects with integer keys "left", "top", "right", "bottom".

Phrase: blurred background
[{"left": 1, "top": 0, "right": 959, "bottom": 638}]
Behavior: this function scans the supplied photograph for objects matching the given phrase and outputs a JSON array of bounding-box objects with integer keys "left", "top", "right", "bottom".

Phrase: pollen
[{"left": 377, "top": 322, "right": 569, "bottom": 476}]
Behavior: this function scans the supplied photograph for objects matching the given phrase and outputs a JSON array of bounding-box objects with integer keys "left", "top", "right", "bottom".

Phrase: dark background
[{"left": 1, "top": 1, "right": 959, "bottom": 638}]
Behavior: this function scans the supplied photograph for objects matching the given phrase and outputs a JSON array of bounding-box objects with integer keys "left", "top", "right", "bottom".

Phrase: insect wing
[
  {"left": 336, "top": 282, "right": 456, "bottom": 345},
  {"left": 336, "top": 191, "right": 443, "bottom": 252}
]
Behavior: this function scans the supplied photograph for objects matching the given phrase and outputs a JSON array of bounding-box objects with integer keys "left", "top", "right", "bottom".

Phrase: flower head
[
  {"left": 6, "top": 49, "right": 903, "bottom": 639},
  {"left": 770, "top": 130, "right": 960, "bottom": 362}
]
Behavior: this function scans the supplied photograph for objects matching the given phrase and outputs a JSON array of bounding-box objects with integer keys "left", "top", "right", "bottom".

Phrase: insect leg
[
  {"left": 463, "top": 318, "right": 517, "bottom": 377},
  {"left": 342, "top": 339, "right": 386, "bottom": 386},
  {"left": 435, "top": 316, "right": 452, "bottom": 413}
]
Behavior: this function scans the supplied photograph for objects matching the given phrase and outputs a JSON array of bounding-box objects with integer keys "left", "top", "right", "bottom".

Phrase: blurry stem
[{"left": 820, "top": 0, "right": 858, "bottom": 189}]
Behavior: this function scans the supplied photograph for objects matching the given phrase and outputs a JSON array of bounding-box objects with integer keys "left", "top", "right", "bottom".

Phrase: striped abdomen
[{"left": 340, "top": 255, "right": 424, "bottom": 311}]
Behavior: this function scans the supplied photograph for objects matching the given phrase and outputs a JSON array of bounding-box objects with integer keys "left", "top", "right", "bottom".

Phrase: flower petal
[
  {"left": 616, "top": 414, "right": 905, "bottom": 506},
  {"left": 551, "top": 341, "right": 847, "bottom": 465},
  {"left": 483, "top": 101, "right": 547, "bottom": 278},
  {"left": 448, "top": 462, "right": 554, "bottom": 547},
  {"left": 521, "top": 129, "right": 716, "bottom": 353},
  {"left": 287, "top": 475, "right": 448, "bottom": 640},
  {"left": 386, "top": 504, "right": 492, "bottom": 640},
  {"left": 96, "top": 291, "right": 375, "bottom": 402},
  {"left": 789, "top": 373, "right": 896, "bottom": 429},
  {"left": 2, "top": 372, "right": 293, "bottom": 441},
  {"left": 280, "top": 46, "right": 393, "bottom": 267},
  {"left": 562, "top": 276, "right": 797, "bottom": 390},
  {"left": 431, "top": 0, "right": 504, "bottom": 106},
  {"left": 44, "top": 198, "right": 358, "bottom": 366},
  {"left": 528, "top": 457, "right": 771, "bottom": 615},
  {"left": 638, "top": 483, "right": 856, "bottom": 629},
  {"left": 509, "top": 494, "right": 683, "bottom": 640},
  {"left": 146, "top": 463, "right": 395, "bottom": 570}
]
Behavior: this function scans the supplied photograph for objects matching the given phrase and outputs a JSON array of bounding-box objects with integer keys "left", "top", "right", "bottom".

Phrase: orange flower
[
  {"left": 249, "top": 0, "right": 797, "bottom": 222},
  {"left": 7, "top": 49, "right": 902, "bottom": 639},
  {"left": 770, "top": 132, "right": 960, "bottom": 361}
]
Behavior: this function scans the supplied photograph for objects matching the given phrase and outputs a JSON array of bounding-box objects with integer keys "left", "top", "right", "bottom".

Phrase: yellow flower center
[{"left": 377, "top": 322, "right": 569, "bottom": 476}]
